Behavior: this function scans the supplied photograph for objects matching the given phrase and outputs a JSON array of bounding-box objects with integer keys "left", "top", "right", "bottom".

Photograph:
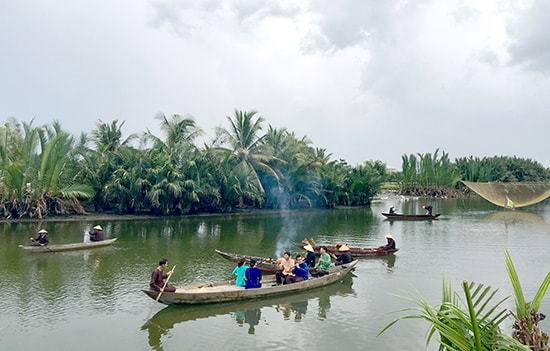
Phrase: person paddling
[
  {"left": 150, "top": 258, "right": 176, "bottom": 293},
  {"left": 88, "top": 225, "right": 104, "bottom": 242},
  {"left": 30, "top": 229, "right": 49, "bottom": 246}
]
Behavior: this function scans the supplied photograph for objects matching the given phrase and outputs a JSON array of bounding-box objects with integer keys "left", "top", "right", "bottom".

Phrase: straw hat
[
  {"left": 303, "top": 244, "right": 314, "bottom": 252},
  {"left": 93, "top": 225, "right": 103, "bottom": 231},
  {"left": 38, "top": 229, "right": 47, "bottom": 234},
  {"left": 385, "top": 233, "right": 393, "bottom": 239},
  {"left": 338, "top": 244, "right": 350, "bottom": 251}
]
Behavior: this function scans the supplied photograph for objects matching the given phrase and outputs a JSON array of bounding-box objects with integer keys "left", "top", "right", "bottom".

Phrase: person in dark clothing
[
  {"left": 150, "top": 258, "right": 176, "bottom": 292},
  {"left": 245, "top": 259, "right": 262, "bottom": 289},
  {"left": 389, "top": 206, "right": 396, "bottom": 214},
  {"left": 88, "top": 225, "right": 104, "bottom": 242},
  {"left": 303, "top": 244, "right": 316, "bottom": 268},
  {"left": 423, "top": 205, "right": 433, "bottom": 215},
  {"left": 378, "top": 233, "right": 396, "bottom": 251},
  {"left": 285, "top": 255, "right": 309, "bottom": 284},
  {"left": 30, "top": 229, "right": 49, "bottom": 246},
  {"left": 331, "top": 244, "right": 353, "bottom": 265}
]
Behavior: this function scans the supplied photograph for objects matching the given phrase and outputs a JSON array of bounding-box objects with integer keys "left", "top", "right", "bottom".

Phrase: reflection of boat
[
  {"left": 214, "top": 249, "right": 279, "bottom": 274},
  {"left": 295, "top": 244, "right": 398, "bottom": 257},
  {"left": 143, "top": 273, "right": 355, "bottom": 326},
  {"left": 381, "top": 213, "right": 440, "bottom": 220},
  {"left": 142, "top": 260, "right": 357, "bottom": 305},
  {"left": 18, "top": 238, "right": 118, "bottom": 253}
]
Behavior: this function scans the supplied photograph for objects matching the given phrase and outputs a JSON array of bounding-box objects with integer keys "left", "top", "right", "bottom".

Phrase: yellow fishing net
[{"left": 462, "top": 181, "right": 550, "bottom": 208}]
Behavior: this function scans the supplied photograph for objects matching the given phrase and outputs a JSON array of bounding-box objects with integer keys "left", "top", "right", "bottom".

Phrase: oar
[
  {"left": 30, "top": 238, "right": 55, "bottom": 253},
  {"left": 145, "top": 265, "right": 176, "bottom": 320}
]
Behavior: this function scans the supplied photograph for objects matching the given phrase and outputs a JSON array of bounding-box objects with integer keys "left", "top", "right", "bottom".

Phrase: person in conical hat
[
  {"left": 88, "top": 224, "right": 105, "bottom": 242},
  {"left": 303, "top": 244, "right": 316, "bottom": 268},
  {"left": 378, "top": 233, "right": 396, "bottom": 251},
  {"left": 30, "top": 229, "right": 49, "bottom": 246},
  {"left": 331, "top": 244, "right": 353, "bottom": 265}
]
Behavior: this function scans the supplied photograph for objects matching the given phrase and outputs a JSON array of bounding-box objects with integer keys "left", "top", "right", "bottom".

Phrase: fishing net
[{"left": 462, "top": 181, "right": 550, "bottom": 208}]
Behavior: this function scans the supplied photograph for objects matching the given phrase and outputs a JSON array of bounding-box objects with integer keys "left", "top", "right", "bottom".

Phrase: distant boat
[
  {"left": 381, "top": 213, "right": 440, "bottom": 220},
  {"left": 19, "top": 238, "right": 117, "bottom": 253},
  {"left": 142, "top": 260, "right": 357, "bottom": 305},
  {"left": 215, "top": 249, "right": 280, "bottom": 274},
  {"left": 295, "top": 244, "right": 399, "bottom": 257}
]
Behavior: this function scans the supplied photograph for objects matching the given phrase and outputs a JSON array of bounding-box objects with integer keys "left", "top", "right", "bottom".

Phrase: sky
[{"left": 1, "top": 0, "right": 549, "bottom": 170}]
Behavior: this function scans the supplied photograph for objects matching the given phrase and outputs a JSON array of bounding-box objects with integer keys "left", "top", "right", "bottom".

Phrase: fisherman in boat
[
  {"left": 423, "top": 205, "right": 433, "bottom": 215},
  {"left": 389, "top": 206, "right": 396, "bottom": 214},
  {"left": 303, "top": 244, "right": 316, "bottom": 268},
  {"left": 275, "top": 251, "right": 295, "bottom": 286},
  {"left": 30, "top": 229, "right": 49, "bottom": 246},
  {"left": 310, "top": 246, "right": 331, "bottom": 277},
  {"left": 88, "top": 225, "right": 104, "bottom": 242},
  {"left": 150, "top": 258, "right": 176, "bottom": 293},
  {"left": 245, "top": 259, "right": 262, "bottom": 289},
  {"left": 331, "top": 244, "right": 353, "bottom": 265},
  {"left": 284, "top": 255, "right": 309, "bottom": 284},
  {"left": 378, "top": 233, "right": 396, "bottom": 251}
]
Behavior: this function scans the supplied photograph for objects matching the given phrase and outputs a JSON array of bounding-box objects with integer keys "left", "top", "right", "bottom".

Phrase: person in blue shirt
[
  {"left": 245, "top": 259, "right": 262, "bottom": 289},
  {"left": 284, "top": 254, "right": 309, "bottom": 284},
  {"left": 232, "top": 258, "right": 248, "bottom": 287}
]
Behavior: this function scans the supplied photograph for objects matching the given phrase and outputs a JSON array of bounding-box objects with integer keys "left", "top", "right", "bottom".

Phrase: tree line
[{"left": 1, "top": 113, "right": 548, "bottom": 219}]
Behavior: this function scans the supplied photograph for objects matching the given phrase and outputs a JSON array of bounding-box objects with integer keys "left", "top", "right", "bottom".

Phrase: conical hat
[
  {"left": 93, "top": 225, "right": 103, "bottom": 230},
  {"left": 338, "top": 244, "right": 350, "bottom": 251},
  {"left": 303, "top": 244, "right": 314, "bottom": 252}
]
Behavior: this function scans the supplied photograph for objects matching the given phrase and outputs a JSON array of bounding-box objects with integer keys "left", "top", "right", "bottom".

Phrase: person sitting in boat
[
  {"left": 150, "top": 258, "right": 176, "bottom": 293},
  {"left": 389, "top": 206, "right": 396, "bottom": 214},
  {"left": 88, "top": 225, "right": 104, "bottom": 242},
  {"left": 378, "top": 233, "right": 396, "bottom": 251},
  {"left": 245, "top": 259, "right": 262, "bottom": 289},
  {"left": 303, "top": 244, "right": 316, "bottom": 268},
  {"left": 232, "top": 257, "right": 249, "bottom": 287},
  {"left": 30, "top": 229, "right": 49, "bottom": 246},
  {"left": 423, "top": 205, "right": 433, "bottom": 215},
  {"left": 331, "top": 244, "right": 353, "bottom": 265},
  {"left": 284, "top": 255, "right": 309, "bottom": 284},
  {"left": 275, "top": 251, "right": 295, "bottom": 285},
  {"left": 310, "top": 246, "right": 331, "bottom": 277}
]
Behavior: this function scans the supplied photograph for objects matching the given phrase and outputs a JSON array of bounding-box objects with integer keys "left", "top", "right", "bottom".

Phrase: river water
[{"left": 1, "top": 196, "right": 549, "bottom": 351}]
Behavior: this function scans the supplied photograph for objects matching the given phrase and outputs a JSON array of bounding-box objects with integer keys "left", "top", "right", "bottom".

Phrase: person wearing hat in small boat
[
  {"left": 331, "top": 244, "right": 353, "bottom": 266},
  {"left": 389, "top": 206, "right": 396, "bottom": 214},
  {"left": 303, "top": 243, "right": 316, "bottom": 269},
  {"left": 88, "top": 225, "right": 104, "bottom": 242},
  {"left": 378, "top": 233, "right": 396, "bottom": 251},
  {"left": 30, "top": 229, "right": 49, "bottom": 246}
]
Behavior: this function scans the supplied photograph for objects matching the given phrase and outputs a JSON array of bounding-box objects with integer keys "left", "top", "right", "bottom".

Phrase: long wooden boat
[
  {"left": 295, "top": 244, "right": 398, "bottom": 257},
  {"left": 142, "top": 260, "right": 357, "bottom": 305},
  {"left": 18, "top": 238, "right": 118, "bottom": 253},
  {"left": 381, "top": 213, "right": 440, "bottom": 220},
  {"left": 215, "top": 249, "right": 280, "bottom": 274}
]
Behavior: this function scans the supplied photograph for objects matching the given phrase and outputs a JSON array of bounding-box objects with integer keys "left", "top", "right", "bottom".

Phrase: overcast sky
[{"left": 1, "top": 0, "right": 549, "bottom": 169}]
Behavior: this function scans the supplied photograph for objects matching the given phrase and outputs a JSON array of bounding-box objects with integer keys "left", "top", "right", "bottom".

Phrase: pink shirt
[{"left": 276, "top": 257, "right": 295, "bottom": 274}]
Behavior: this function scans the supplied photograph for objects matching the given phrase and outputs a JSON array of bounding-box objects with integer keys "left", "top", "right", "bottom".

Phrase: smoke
[{"left": 274, "top": 210, "right": 301, "bottom": 257}]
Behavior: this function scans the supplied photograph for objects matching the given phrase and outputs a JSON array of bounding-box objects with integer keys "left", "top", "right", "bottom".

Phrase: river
[{"left": 1, "top": 196, "right": 549, "bottom": 351}]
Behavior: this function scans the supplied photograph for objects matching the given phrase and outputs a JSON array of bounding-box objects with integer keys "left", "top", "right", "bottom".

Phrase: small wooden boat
[
  {"left": 381, "top": 213, "right": 440, "bottom": 220},
  {"left": 19, "top": 238, "right": 118, "bottom": 253},
  {"left": 142, "top": 260, "right": 357, "bottom": 305},
  {"left": 295, "top": 244, "right": 398, "bottom": 257},
  {"left": 214, "top": 249, "right": 280, "bottom": 274}
]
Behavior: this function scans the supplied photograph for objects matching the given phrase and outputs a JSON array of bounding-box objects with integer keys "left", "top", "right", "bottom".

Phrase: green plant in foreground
[{"left": 505, "top": 249, "right": 550, "bottom": 350}]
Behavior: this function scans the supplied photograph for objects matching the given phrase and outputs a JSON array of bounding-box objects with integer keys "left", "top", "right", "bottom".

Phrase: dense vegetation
[{"left": 1, "top": 114, "right": 548, "bottom": 219}]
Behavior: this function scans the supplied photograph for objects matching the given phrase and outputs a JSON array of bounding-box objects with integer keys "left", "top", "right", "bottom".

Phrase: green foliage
[{"left": 455, "top": 156, "right": 550, "bottom": 182}]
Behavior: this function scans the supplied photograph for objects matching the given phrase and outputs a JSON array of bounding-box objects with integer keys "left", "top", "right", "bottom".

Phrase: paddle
[
  {"left": 30, "top": 238, "right": 55, "bottom": 253},
  {"left": 145, "top": 265, "right": 176, "bottom": 320}
]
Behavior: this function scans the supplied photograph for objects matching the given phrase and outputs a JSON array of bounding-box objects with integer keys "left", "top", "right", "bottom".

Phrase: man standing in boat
[
  {"left": 30, "top": 229, "right": 49, "bottom": 246},
  {"left": 150, "top": 258, "right": 176, "bottom": 293},
  {"left": 423, "top": 205, "right": 433, "bottom": 215},
  {"left": 88, "top": 225, "right": 104, "bottom": 241}
]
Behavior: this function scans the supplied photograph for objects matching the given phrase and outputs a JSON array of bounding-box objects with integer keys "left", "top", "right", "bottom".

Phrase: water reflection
[{"left": 142, "top": 275, "right": 355, "bottom": 350}]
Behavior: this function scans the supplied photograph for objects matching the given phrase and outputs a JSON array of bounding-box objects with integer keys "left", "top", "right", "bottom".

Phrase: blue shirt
[
  {"left": 245, "top": 267, "right": 262, "bottom": 289},
  {"left": 293, "top": 262, "right": 309, "bottom": 280}
]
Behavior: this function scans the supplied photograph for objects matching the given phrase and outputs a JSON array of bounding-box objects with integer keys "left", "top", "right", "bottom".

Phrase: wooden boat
[
  {"left": 214, "top": 249, "right": 280, "bottom": 274},
  {"left": 295, "top": 244, "right": 399, "bottom": 257},
  {"left": 19, "top": 238, "right": 118, "bottom": 253},
  {"left": 381, "top": 213, "right": 440, "bottom": 220},
  {"left": 142, "top": 260, "right": 357, "bottom": 305}
]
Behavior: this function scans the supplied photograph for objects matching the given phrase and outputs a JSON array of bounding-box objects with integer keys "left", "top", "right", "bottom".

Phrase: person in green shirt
[{"left": 310, "top": 246, "right": 331, "bottom": 277}]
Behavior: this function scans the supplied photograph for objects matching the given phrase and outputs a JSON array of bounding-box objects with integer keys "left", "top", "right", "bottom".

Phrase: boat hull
[
  {"left": 295, "top": 244, "right": 398, "bottom": 257},
  {"left": 19, "top": 238, "right": 117, "bottom": 253},
  {"left": 215, "top": 249, "right": 280, "bottom": 274},
  {"left": 381, "top": 213, "right": 440, "bottom": 220},
  {"left": 142, "top": 260, "right": 357, "bottom": 305}
]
